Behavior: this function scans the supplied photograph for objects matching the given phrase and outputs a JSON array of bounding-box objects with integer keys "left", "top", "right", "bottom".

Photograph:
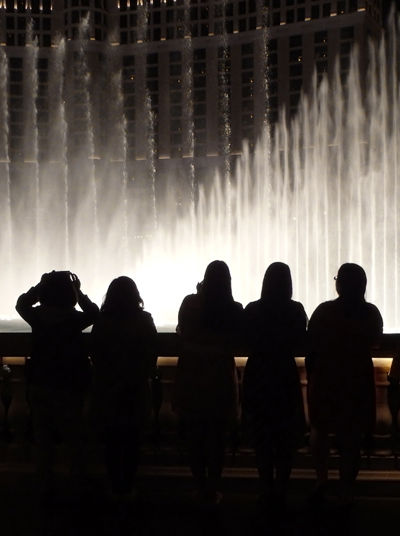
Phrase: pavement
[{"left": 1, "top": 463, "right": 400, "bottom": 536}]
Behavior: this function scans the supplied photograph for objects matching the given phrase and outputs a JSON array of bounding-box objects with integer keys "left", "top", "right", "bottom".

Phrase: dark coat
[
  {"left": 306, "top": 298, "right": 383, "bottom": 433},
  {"left": 174, "top": 293, "right": 243, "bottom": 420},
  {"left": 91, "top": 310, "right": 157, "bottom": 427},
  {"left": 16, "top": 287, "right": 99, "bottom": 392},
  {"left": 243, "top": 299, "right": 307, "bottom": 430}
]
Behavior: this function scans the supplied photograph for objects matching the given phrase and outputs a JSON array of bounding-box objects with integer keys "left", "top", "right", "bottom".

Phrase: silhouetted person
[
  {"left": 174, "top": 260, "right": 243, "bottom": 504},
  {"left": 242, "top": 262, "right": 307, "bottom": 511},
  {"left": 91, "top": 276, "right": 157, "bottom": 499},
  {"left": 15, "top": 271, "right": 99, "bottom": 499},
  {"left": 306, "top": 263, "right": 383, "bottom": 505}
]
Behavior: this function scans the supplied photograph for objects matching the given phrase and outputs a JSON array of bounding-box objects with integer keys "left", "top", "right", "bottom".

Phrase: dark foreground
[{"left": 1, "top": 465, "right": 399, "bottom": 536}]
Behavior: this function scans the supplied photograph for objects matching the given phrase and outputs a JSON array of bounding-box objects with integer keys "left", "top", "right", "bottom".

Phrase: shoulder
[
  {"left": 291, "top": 299, "right": 305, "bottom": 309},
  {"left": 233, "top": 300, "right": 243, "bottom": 311},
  {"left": 244, "top": 300, "right": 262, "bottom": 318},
  {"left": 364, "top": 301, "right": 382, "bottom": 316},
  {"left": 311, "top": 300, "right": 336, "bottom": 315},
  {"left": 230, "top": 301, "right": 243, "bottom": 324},
  {"left": 179, "top": 294, "right": 202, "bottom": 313},
  {"left": 139, "top": 309, "right": 157, "bottom": 329},
  {"left": 309, "top": 300, "right": 337, "bottom": 324},
  {"left": 364, "top": 301, "right": 383, "bottom": 324},
  {"left": 180, "top": 293, "right": 198, "bottom": 306},
  {"left": 244, "top": 300, "right": 260, "bottom": 312},
  {"left": 290, "top": 300, "right": 307, "bottom": 314},
  {"left": 140, "top": 309, "right": 154, "bottom": 321},
  {"left": 289, "top": 300, "right": 308, "bottom": 322}
]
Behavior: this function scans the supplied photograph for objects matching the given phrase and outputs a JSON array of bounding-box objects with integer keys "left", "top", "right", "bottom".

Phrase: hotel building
[{"left": 0, "top": 0, "right": 384, "bottom": 190}]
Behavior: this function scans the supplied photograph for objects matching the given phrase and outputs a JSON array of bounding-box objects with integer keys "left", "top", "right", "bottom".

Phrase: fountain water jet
[{"left": 0, "top": 18, "right": 399, "bottom": 330}]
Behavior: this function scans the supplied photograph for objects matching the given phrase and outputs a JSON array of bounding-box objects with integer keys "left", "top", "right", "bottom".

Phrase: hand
[
  {"left": 35, "top": 272, "right": 50, "bottom": 293},
  {"left": 70, "top": 273, "right": 81, "bottom": 292}
]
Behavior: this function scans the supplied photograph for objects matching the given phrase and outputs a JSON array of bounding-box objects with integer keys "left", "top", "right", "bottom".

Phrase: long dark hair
[
  {"left": 101, "top": 276, "right": 144, "bottom": 316},
  {"left": 261, "top": 262, "right": 293, "bottom": 303},
  {"left": 198, "top": 260, "right": 234, "bottom": 327}
]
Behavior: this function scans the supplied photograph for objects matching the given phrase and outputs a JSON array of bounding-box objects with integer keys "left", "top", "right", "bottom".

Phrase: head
[
  {"left": 335, "top": 263, "right": 367, "bottom": 302},
  {"left": 38, "top": 271, "right": 77, "bottom": 308},
  {"left": 201, "top": 260, "right": 233, "bottom": 303},
  {"left": 261, "top": 262, "right": 293, "bottom": 302},
  {"left": 101, "top": 276, "right": 143, "bottom": 315}
]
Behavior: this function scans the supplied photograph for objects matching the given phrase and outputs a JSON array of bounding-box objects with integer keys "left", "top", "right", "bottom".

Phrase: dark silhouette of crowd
[{"left": 14, "top": 261, "right": 385, "bottom": 514}]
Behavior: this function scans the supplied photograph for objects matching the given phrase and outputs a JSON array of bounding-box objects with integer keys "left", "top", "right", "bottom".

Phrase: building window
[
  {"left": 311, "top": 5, "right": 320, "bottom": 19},
  {"left": 323, "top": 3, "right": 331, "bottom": 17}
]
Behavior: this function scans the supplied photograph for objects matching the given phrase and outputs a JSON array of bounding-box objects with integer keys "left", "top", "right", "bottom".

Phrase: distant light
[
  {"left": 305, "top": 17, "right": 311, "bottom": 21},
  {"left": 330, "top": 12, "right": 337, "bottom": 16},
  {"left": 358, "top": 7, "right": 366, "bottom": 12},
  {"left": 280, "top": 21, "right": 286, "bottom": 25}
]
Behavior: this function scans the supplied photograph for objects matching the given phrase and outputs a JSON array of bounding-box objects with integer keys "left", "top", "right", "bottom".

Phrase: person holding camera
[{"left": 16, "top": 271, "right": 99, "bottom": 500}]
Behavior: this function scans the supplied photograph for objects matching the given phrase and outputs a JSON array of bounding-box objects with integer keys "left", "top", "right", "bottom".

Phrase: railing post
[{"left": 0, "top": 358, "right": 13, "bottom": 442}]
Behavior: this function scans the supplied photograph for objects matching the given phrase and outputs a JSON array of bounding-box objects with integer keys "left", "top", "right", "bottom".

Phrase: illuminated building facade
[{"left": 0, "top": 0, "right": 383, "bottom": 173}]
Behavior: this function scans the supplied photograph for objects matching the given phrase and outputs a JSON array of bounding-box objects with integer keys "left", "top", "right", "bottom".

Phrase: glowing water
[{"left": 0, "top": 23, "right": 399, "bottom": 330}]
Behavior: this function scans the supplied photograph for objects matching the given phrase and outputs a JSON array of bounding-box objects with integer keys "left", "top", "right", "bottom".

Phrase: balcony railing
[{"left": 0, "top": 332, "right": 400, "bottom": 469}]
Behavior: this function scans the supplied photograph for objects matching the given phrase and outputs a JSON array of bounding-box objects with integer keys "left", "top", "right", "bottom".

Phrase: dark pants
[
  {"left": 28, "top": 384, "right": 85, "bottom": 492},
  {"left": 104, "top": 423, "right": 141, "bottom": 494},
  {"left": 250, "top": 413, "right": 296, "bottom": 497},
  {"left": 183, "top": 416, "right": 228, "bottom": 493}
]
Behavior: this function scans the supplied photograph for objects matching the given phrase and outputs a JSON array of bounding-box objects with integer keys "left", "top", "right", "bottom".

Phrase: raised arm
[
  {"left": 15, "top": 285, "right": 41, "bottom": 327},
  {"left": 76, "top": 291, "right": 99, "bottom": 329},
  {"left": 71, "top": 274, "right": 99, "bottom": 329}
]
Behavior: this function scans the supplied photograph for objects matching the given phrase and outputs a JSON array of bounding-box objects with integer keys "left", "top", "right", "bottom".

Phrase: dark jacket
[
  {"left": 91, "top": 310, "right": 157, "bottom": 426},
  {"left": 16, "top": 287, "right": 99, "bottom": 392}
]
